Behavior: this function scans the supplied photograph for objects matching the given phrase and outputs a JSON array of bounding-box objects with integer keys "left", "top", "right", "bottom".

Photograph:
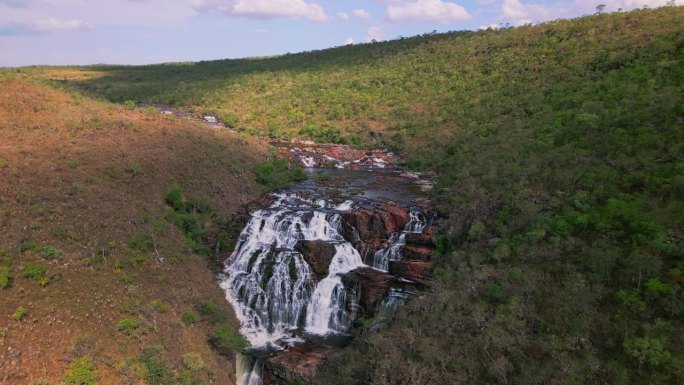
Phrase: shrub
[
  {"left": 147, "top": 300, "right": 170, "bottom": 313},
  {"left": 182, "top": 352, "right": 204, "bottom": 370},
  {"left": 624, "top": 337, "right": 671, "bottom": 368},
  {"left": 181, "top": 311, "right": 199, "bottom": 326},
  {"left": 127, "top": 253, "right": 147, "bottom": 268},
  {"left": 12, "top": 306, "right": 27, "bottom": 321},
  {"left": 0, "top": 263, "right": 11, "bottom": 289},
  {"left": 197, "top": 301, "right": 227, "bottom": 324},
  {"left": 117, "top": 318, "right": 141, "bottom": 335},
  {"left": 208, "top": 324, "right": 250, "bottom": 354},
  {"left": 41, "top": 245, "right": 61, "bottom": 260},
  {"left": 140, "top": 345, "right": 173, "bottom": 385},
  {"left": 165, "top": 187, "right": 185, "bottom": 211},
  {"left": 126, "top": 162, "right": 141, "bottom": 175},
  {"left": 21, "top": 262, "right": 46, "bottom": 282},
  {"left": 20, "top": 238, "right": 38, "bottom": 253},
  {"left": 63, "top": 356, "right": 99, "bottom": 385},
  {"left": 254, "top": 158, "right": 307, "bottom": 191},
  {"left": 485, "top": 283, "right": 505, "bottom": 302}
]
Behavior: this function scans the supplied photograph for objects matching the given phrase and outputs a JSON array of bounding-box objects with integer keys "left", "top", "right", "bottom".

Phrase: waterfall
[
  {"left": 236, "top": 354, "right": 263, "bottom": 385},
  {"left": 222, "top": 188, "right": 429, "bottom": 385},
  {"left": 222, "top": 193, "right": 361, "bottom": 349},
  {"left": 372, "top": 208, "right": 426, "bottom": 271},
  {"left": 305, "top": 243, "right": 364, "bottom": 334}
]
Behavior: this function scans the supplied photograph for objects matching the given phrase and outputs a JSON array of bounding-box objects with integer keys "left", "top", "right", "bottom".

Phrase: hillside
[
  {"left": 4, "top": 5, "right": 684, "bottom": 385},
  {"left": 0, "top": 73, "right": 269, "bottom": 384}
]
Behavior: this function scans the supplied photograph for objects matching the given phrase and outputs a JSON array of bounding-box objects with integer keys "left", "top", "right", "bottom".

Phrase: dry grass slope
[{"left": 0, "top": 74, "right": 268, "bottom": 385}]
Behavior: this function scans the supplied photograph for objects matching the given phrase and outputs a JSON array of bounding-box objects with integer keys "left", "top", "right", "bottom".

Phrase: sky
[{"left": 0, "top": 0, "right": 674, "bottom": 67}]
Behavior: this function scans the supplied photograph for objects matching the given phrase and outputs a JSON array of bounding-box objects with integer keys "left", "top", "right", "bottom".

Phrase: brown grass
[{"left": 0, "top": 75, "right": 268, "bottom": 385}]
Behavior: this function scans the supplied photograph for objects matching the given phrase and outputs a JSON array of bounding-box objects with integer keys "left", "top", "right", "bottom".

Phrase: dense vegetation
[{"left": 11, "top": 6, "right": 684, "bottom": 385}]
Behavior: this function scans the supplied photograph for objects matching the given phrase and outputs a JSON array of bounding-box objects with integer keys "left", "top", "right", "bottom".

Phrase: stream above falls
[{"left": 221, "top": 144, "right": 436, "bottom": 385}]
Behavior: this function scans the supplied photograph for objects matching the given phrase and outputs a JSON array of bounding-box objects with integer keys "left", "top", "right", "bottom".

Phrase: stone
[
  {"left": 265, "top": 347, "right": 336, "bottom": 385},
  {"left": 342, "top": 203, "right": 409, "bottom": 241},
  {"left": 403, "top": 244, "right": 433, "bottom": 261},
  {"left": 389, "top": 260, "right": 431, "bottom": 285},
  {"left": 342, "top": 267, "right": 398, "bottom": 313},
  {"left": 355, "top": 238, "right": 386, "bottom": 265},
  {"left": 295, "top": 240, "right": 336, "bottom": 279},
  {"left": 404, "top": 226, "right": 436, "bottom": 246}
]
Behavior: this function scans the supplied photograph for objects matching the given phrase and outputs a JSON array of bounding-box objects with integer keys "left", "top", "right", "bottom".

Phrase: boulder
[
  {"left": 338, "top": 217, "right": 359, "bottom": 244},
  {"left": 342, "top": 267, "right": 398, "bottom": 312},
  {"left": 295, "top": 240, "right": 336, "bottom": 279},
  {"left": 265, "top": 347, "right": 336, "bottom": 385},
  {"left": 386, "top": 203, "right": 409, "bottom": 231},
  {"left": 355, "top": 238, "right": 386, "bottom": 265},
  {"left": 389, "top": 260, "right": 431, "bottom": 285},
  {"left": 342, "top": 203, "right": 409, "bottom": 241},
  {"left": 403, "top": 244, "right": 433, "bottom": 261},
  {"left": 404, "top": 226, "right": 436, "bottom": 246}
]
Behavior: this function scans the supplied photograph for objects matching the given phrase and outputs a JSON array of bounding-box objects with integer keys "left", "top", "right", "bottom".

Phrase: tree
[{"left": 596, "top": 4, "right": 606, "bottom": 14}]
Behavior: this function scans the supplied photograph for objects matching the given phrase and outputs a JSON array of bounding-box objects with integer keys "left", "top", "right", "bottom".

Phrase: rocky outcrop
[
  {"left": 342, "top": 203, "right": 409, "bottom": 241},
  {"left": 403, "top": 244, "right": 433, "bottom": 261},
  {"left": 342, "top": 267, "right": 398, "bottom": 313},
  {"left": 389, "top": 260, "right": 432, "bottom": 285},
  {"left": 295, "top": 240, "right": 336, "bottom": 279},
  {"left": 404, "top": 226, "right": 436, "bottom": 246},
  {"left": 355, "top": 238, "right": 386, "bottom": 265},
  {"left": 265, "top": 346, "right": 337, "bottom": 385}
]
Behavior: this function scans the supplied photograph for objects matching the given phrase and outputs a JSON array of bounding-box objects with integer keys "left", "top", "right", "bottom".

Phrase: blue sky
[{"left": 0, "top": 0, "right": 672, "bottom": 66}]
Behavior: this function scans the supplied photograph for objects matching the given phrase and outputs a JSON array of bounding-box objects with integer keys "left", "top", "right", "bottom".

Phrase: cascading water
[
  {"left": 220, "top": 161, "right": 433, "bottom": 385},
  {"left": 372, "top": 208, "right": 426, "bottom": 271},
  {"left": 236, "top": 354, "right": 263, "bottom": 385},
  {"left": 305, "top": 243, "right": 364, "bottom": 334},
  {"left": 221, "top": 193, "right": 359, "bottom": 350}
]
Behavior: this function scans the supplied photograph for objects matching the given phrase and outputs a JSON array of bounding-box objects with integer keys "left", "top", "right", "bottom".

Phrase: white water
[
  {"left": 236, "top": 354, "right": 263, "bottom": 385},
  {"left": 223, "top": 192, "right": 427, "bottom": 385},
  {"left": 305, "top": 243, "right": 364, "bottom": 334},
  {"left": 372, "top": 208, "right": 426, "bottom": 271},
  {"left": 222, "top": 193, "right": 362, "bottom": 351}
]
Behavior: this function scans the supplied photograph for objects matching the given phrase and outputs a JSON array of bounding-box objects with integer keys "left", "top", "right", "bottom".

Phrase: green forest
[{"left": 19, "top": 6, "right": 684, "bottom": 384}]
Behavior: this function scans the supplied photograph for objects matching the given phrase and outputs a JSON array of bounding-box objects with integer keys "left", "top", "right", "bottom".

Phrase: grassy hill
[
  {"left": 0, "top": 73, "right": 269, "bottom": 384},
  {"left": 4, "top": 5, "right": 684, "bottom": 385}
]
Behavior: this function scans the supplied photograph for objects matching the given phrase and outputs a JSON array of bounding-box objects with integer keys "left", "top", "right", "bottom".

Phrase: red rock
[
  {"left": 387, "top": 203, "right": 409, "bottom": 231},
  {"left": 265, "top": 347, "right": 336, "bottom": 385},
  {"left": 403, "top": 244, "right": 433, "bottom": 261},
  {"left": 295, "top": 240, "right": 336, "bottom": 279},
  {"left": 405, "top": 226, "right": 436, "bottom": 247},
  {"left": 389, "top": 260, "right": 431, "bottom": 285},
  {"left": 355, "top": 238, "right": 386, "bottom": 265},
  {"left": 343, "top": 204, "right": 408, "bottom": 241},
  {"left": 342, "top": 267, "right": 398, "bottom": 312}
]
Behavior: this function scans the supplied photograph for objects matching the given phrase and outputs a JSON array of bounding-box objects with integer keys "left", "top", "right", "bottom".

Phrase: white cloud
[
  {"left": 33, "top": 17, "right": 92, "bottom": 33},
  {"left": 0, "top": 18, "right": 92, "bottom": 35},
  {"left": 478, "top": 23, "right": 500, "bottom": 30},
  {"left": 386, "top": 0, "right": 471, "bottom": 23},
  {"left": 337, "top": 11, "right": 350, "bottom": 21},
  {"left": 365, "top": 25, "right": 383, "bottom": 42},
  {"left": 496, "top": 0, "right": 668, "bottom": 26},
  {"left": 501, "top": 0, "right": 548, "bottom": 22},
  {"left": 353, "top": 8, "right": 371, "bottom": 19},
  {"left": 344, "top": 36, "right": 354, "bottom": 45},
  {"left": 190, "top": 0, "right": 328, "bottom": 21}
]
